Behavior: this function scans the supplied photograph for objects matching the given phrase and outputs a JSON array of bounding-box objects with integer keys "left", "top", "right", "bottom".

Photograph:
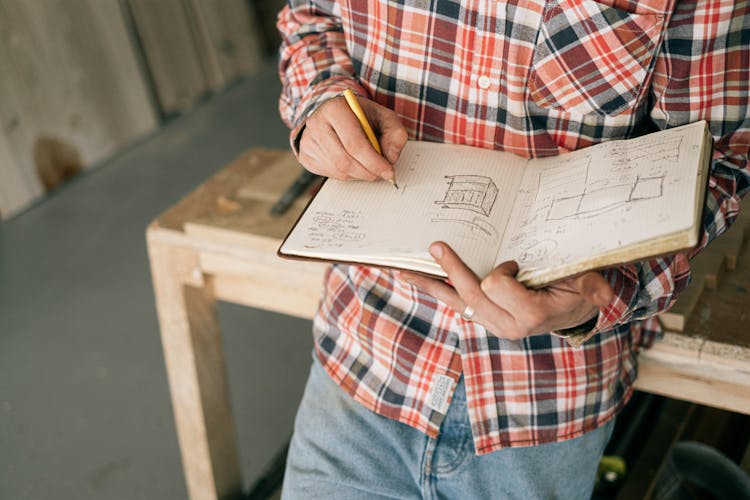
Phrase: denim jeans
[{"left": 282, "top": 354, "right": 615, "bottom": 500}]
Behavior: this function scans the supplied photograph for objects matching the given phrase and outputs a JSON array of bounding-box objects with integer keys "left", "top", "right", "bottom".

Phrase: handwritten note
[
  {"left": 304, "top": 209, "right": 365, "bottom": 248},
  {"left": 495, "top": 124, "right": 708, "bottom": 278},
  {"left": 281, "top": 141, "right": 527, "bottom": 276}
]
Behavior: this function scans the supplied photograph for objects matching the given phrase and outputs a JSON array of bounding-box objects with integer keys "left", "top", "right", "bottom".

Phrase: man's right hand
[{"left": 297, "top": 94, "right": 408, "bottom": 182}]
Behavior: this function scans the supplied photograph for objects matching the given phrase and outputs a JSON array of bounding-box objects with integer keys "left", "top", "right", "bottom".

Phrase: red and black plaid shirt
[{"left": 277, "top": 0, "right": 749, "bottom": 453}]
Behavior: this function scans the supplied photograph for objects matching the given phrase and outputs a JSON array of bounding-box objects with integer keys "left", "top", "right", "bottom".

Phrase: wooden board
[
  {"left": 127, "top": 0, "right": 265, "bottom": 115},
  {"left": 671, "top": 242, "right": 750, "bottom": 349},
  {"left": 147, "top": 231, "right": 242, "bottom": 500},
  {"left": 658, "top": 196, "right": 750, "bottom": 331},
  {"left": 147, "top": 149, "right": 315, "bottom": 499},
  {"left": 155, "top": 149, "right": 307, "bottom": 236},
  {"left": 185, "top": 0, "right": 264, "bottom": 90},
  {"left": 637, "top": 217, "right": 750, "bottom": 415},
  {"left": 153, "top": 149, "right": 327, "bottom": 319},
  {"left": 126, "top": 0, "right": 209, "bottom": 115},
  {"left": 0, "top": 0, "right": 157, "bottom": 218}
]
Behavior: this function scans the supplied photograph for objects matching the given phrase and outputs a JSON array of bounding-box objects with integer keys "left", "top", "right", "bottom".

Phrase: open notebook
[{"left": 279, "top": 121, "right": 712, "bottom": 287}]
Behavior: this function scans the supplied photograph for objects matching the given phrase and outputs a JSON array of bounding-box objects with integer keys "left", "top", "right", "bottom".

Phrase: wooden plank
[
  {"left": 635, "top": 345, "right": 750, "bottom": 415},
  {"left": 676, "top": 240, "right": 750, "bottom": 350},
  {"left": 641, "top": 245, "right": 750, "bottom": 415},
  {"left": 0, "top": 0, "right": 157, "bottom": 218},
  {"left": 147, "top": 228, "right": 242, "bottom": 500},
  {"left": 633, "top": 199, "right": 750, "bottom": 413},
  {"left": 147, "top": 151, "right": 316, "bottom": 499},
  {"left": 189, "top": 230, "right": 326, "bottom": 318},
  {"left": 658, "top": 198, "right": 750, "bottom": 331},
  {"left": 185, "top": 0, "right": 264, "bottom": 90},
  {"left": 154, "top": 149, "right": 305, "bottom": 234},
  {"left": 127, "top": 0, "right": 209, "bottom": 115},
  {"left": 211, "top": 268, "right": 322, "bottom": 319}
]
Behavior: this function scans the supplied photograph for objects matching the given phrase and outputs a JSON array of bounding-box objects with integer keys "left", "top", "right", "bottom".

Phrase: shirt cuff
[{"left": 554, "top": 313, "right": 600, "bottom": 348}]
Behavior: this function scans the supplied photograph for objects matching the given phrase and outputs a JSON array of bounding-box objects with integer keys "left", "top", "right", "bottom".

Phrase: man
[{"left": 277, "top": 0, "right": 749, "bottom": 497}]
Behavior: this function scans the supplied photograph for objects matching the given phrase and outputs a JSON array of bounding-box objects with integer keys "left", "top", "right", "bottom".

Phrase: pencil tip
[{"left": 394, "top": 182, "right": 399, "bottom": 190}]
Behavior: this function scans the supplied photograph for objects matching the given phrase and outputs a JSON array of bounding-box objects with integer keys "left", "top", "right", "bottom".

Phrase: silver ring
[{"left": 461, "top": 305, "right": 475, "bottom": 321}]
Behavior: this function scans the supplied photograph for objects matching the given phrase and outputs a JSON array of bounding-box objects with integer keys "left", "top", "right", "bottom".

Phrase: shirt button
[{"left": 477, "top": 75, "right": 492, "bottom": 89}]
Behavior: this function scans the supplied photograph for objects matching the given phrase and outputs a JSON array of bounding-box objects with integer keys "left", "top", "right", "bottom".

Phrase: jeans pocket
[{"left": 528, "top": 0, "right": 669, "bottom": 117}]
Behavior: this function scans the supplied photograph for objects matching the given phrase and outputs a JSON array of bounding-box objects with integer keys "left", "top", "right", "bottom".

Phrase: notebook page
[
  {"left": 282, "top": 141, "right": 527, "bottom": 277},
  {"left": 495, "top": 122, "right": 708, "bottom": 278}
]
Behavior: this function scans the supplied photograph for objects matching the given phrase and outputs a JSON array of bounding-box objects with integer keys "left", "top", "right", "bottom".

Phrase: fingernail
[
  {"left": 387, "top": 147, "right": 399, "bottom": 163},
  {"left": 429, "top": 243, "right": 443, "bottom": 259},
  {"left": 381, "top": 170, "right": 394, "bottom": 182}
]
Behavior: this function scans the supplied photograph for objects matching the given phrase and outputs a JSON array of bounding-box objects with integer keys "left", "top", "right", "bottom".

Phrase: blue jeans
[{"left": 282, "top": 355, "right": 615, "bottom": 499}]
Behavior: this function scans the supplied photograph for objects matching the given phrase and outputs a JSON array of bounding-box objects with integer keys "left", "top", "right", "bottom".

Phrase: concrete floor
[{"left": 0, "top": 62, "right": 313, "bottom": 499}]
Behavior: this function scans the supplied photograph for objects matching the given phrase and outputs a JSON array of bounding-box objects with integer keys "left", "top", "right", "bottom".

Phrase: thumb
[
  {"left": 578, "top": 272, "right": 613, "bottom": 307},
  {"left": 494, "top": 260, "right": 520, "bottom": 278}
]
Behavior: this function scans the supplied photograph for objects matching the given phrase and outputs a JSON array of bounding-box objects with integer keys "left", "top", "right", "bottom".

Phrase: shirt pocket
[{"left": 528, "top": 0, "right": 668, "bottom": 117}]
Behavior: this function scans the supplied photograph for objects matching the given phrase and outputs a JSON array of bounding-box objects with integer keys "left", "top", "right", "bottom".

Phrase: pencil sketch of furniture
[
  {"left": 435, "top": 175, "right": 498, "bottom": 216},
  {"left": 547, "top": 174, "right": 665, "bottom": 221}
]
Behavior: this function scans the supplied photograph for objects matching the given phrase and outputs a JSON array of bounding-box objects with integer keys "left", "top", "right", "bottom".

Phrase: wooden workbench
[{"left": 146, "top": 149, "right": 750, "bottom": 500}]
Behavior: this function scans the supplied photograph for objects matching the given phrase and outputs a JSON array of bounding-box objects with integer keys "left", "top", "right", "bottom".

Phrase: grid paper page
[{"left": 282, "top": 141, "right": 527, "bottom": 277}]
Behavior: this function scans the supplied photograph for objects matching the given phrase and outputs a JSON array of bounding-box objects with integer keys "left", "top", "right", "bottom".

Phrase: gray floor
[{"left": 0, "top": 62, "right": 313, "bottom": 499}]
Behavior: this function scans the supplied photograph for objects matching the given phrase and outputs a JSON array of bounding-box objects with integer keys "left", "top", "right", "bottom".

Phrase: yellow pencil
[{"left": 343, "top": 89, "right": 398, "bottom": 189}]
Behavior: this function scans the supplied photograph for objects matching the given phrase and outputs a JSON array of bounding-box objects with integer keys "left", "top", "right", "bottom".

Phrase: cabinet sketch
[
  {"left": 533, "top": 152, "right": 666, "bottom": 222},
  {"left": 547, "top": 173, "right": 665, "bottom": 221},
  {"left": 435, "top": 175, "right": 498, "bottom": 216}
]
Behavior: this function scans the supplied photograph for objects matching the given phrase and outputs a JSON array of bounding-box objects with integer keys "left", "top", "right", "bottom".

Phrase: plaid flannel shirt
[{"left": 277, "top": 0, "right": 749, "bottom": 453}]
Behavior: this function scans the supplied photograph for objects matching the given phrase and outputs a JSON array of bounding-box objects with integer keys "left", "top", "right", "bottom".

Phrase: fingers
[
  {"left": 428, "top": 242, "right": 515, "bottom": 327},
  {"left": 364, "top": 100, "right": 408, "bottom": 164},
  {"left": 397, "top": 271, "right": 465, "bottom": 312},
  {"left": 299, "top": 99, "right": 385, "bottom": 181},
  {"left": 480, "top": 260, "right": 524, "bottom": 304},
  {"left": 332, "top": 104, "right": 394, "bottom": 180},
  {"left": 575, "top": 271, "right": 614, "bottom": 307},
  {"left": 316, "top": 124, "right": 379, "bottom": 181},
  {"left": 480, "top": 260, "right": 542, "bottom": 313},
  {"left": 428, "top": 242, "right": 481, "bottom": 300},
  {"left": 403, "top": 242, "right": 614, "bottom": 339},
  {"left": 298, "top": 96, "right": 407, "bottom": 182}
]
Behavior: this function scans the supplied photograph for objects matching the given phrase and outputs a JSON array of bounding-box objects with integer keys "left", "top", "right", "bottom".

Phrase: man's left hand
[{"left": 397, "top": 241, "right": 614, "bottom": 340}]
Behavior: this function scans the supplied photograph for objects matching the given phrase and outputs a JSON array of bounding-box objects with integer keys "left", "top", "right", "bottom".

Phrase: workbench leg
[{"left": 148, "top": 232, "right": 242, "bottom": 500}]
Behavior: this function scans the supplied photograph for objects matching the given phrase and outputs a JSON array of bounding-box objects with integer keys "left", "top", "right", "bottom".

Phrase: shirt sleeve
[
  {"left": 277, "top": 1, "right": 370, "bottom": 151},
  {"left": 589, "top": 0, "right": 750, "bottom": 337}
]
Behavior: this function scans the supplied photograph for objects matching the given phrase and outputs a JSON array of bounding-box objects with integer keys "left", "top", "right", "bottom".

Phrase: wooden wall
[{"left": 0, "top": 0, "right": 266, "bottom": 219}]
